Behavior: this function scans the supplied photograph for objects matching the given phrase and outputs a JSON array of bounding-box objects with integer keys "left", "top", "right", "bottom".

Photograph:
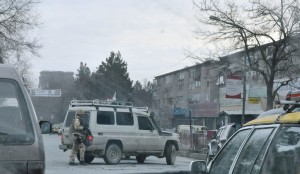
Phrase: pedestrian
[{"left": 69, "top": 110, "right": 87, "bottom": 165}]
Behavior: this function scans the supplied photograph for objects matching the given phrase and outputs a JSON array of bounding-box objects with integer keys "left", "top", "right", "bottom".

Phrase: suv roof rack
[{"left": 70, "top": 99, "right": 133, "bottom": 108}]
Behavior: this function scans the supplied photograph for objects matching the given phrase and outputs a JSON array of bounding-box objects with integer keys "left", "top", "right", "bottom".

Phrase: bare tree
[
  {"left": 194, "top": 0, "right": 300, "bottom": 110},
  {"left": 6, "top": 53, "right": 34, "bottom": 88},
  {"left": 0, "top": 0, "right": 40, "bottom": 63}
]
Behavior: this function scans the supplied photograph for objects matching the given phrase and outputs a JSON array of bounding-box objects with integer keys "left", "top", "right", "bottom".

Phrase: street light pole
[{"left": 209, "top": 15, "right": 247, "bottom": 124}]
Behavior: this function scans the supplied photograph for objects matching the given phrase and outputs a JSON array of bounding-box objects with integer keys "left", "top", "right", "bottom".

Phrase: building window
[
  {"left": 217, "top": 76, "right": 225, "bottom": 85},
  {"left": 177, "top": 96, "right": 183, "bottom": 103},
  {"left": 166, "top": 75, "right": 172, "bottom": 84},
  {"left": 190, "top": 69, "right": 195, "bottom": 79},
  {"left": 179, "top": 72, "right": 184, "bottom": 80},
  {"left": 178, "top": 80, "right": 184, "bottom": 90},
  {"left": 189, "top": 82, "right": 195, "bottom": 90}
]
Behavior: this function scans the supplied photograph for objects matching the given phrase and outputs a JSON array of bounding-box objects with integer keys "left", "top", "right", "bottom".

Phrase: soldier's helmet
[{"left": 76, "top": 110, "right": 84, "bottom": 118}]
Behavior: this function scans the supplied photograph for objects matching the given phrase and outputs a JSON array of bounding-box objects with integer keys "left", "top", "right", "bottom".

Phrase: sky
[{"left": 31, "top": 0, "right": 206, "bottom": 87}]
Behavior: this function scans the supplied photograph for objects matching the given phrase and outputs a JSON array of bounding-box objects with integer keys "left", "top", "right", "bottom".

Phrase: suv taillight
[{"left": 88, "top": 135, "right": 93, "bottom": 141}]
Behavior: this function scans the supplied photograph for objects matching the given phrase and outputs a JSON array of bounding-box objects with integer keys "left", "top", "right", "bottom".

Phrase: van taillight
[{"left": 88, "top": 135, "right": 93, "bottom": 141}]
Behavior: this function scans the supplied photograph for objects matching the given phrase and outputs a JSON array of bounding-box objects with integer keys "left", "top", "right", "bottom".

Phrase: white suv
[{"left": 59, "top": 100, "right": 180, "bottom": 165}]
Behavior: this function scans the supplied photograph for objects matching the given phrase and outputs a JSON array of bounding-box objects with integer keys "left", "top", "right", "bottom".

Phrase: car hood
[{"left": 160, "top": 131, "right": 173, "bottom": 136}]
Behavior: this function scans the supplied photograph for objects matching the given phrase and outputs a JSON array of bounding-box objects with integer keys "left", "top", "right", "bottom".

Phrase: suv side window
[
  {"left": 97, "top": 111, "right": 114, "bottom": 125},
  {"left": 261, "top": 126, "right": 300, "bottom": 174},
  {"left": 210, "top": 129, "right": 251, "bottom": 174},
  {"left": 138, "top": 116, "right": 153, "bottom": 130},
  {"left": 232, "top": 128, "right": 274, "bottom": 174},
  {"left": 65, "top": 111, "right": 76, "bottom": 127},
  {"left": 116, "top": 112, "right": 134, "bottom": 126}
]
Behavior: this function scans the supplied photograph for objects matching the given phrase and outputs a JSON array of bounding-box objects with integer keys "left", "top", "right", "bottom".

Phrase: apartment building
[{"left": 152, "top": 61, "right": 220, "bottom": 129}]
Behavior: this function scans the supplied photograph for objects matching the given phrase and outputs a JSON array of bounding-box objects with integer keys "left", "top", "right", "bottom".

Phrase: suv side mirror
[
  {"left": 39, "top": 121, "right": 52, "bottom": 134},
  {"left": 190, "top": 160, "right": 207, "bottom": 174}
]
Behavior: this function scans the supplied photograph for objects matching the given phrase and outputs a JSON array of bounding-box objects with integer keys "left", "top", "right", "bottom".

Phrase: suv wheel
[
  {"left": 77, "top": 153, "right": 95, "bottom": 164},
  {"left": 165, "top": 144, "right": 176, "bottom": 165},
  {"left": 104, "top": 143, "right": 122, "bottom": 165},
  {"left": 136, "top": 155, "right": 147, "bottom": 163}
]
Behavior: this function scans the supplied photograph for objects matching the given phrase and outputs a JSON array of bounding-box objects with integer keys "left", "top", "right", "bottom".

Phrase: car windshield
[
  {"left": 0, "top": 79, "right": 34, "bottom": 145},
  {"left": 2, "top": 0, "right": 300, "bottom": 173}
]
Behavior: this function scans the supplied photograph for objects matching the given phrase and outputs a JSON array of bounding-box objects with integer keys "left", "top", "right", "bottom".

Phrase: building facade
[
  {"left": 152, "top": 62, "right": 220, "bottom": 130},
  {"left": 152, "top": 39, "right": 300, "bottom": 129},
  {"left": 31, "top": 71, "right": 74, "bottom": 123}
]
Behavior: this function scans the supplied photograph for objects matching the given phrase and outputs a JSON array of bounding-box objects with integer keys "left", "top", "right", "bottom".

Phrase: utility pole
[{"left": 189, "top": 110, "right": 193, "bottom": 150}]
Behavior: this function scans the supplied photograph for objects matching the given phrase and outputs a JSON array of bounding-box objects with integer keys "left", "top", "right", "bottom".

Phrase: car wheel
[
  {"left": 136, "top": 155, "right": 147, "bottom": 163},
  {"left": 165, "top": 144, "right": 176, "bottom": 165},
  {"left": 77, "top": 153, "right": 95, "bottom": 164},
  {"left": 104, "top": 143, "right": 122, "bottom": 165}
]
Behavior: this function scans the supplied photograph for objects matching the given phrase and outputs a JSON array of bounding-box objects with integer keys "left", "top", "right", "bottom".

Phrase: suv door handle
[{"left": 98, "top": 132, "right": 103, "bottom": 135}]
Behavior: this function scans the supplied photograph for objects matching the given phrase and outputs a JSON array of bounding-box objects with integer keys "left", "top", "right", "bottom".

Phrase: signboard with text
[
  {"left": 226, "top": 76, "right": 242, "bottom": 99},
  {"left": 29, "top": 89, "right": 61, "bottom": 97}
]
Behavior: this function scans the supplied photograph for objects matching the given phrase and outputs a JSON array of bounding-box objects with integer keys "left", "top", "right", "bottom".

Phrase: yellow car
[{"left": 190, "top": 92, "right": 300, "bottom": 174}]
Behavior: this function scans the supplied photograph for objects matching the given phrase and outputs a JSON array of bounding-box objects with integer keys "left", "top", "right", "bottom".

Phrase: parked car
[
  {"left": 59, "top": 99, "right": 180, "bottom": 165},
  {"left": 177, "top": 125, "right": 208, "bottom": 133},
  {"left": 206, "top": 123, "right": 237, "bottom": 163},
  {"left": 0, "top": 64, "right": 52, "bottom": 173},
  {"left": 190, "top": 90, "right": 300, "bottom": 174}
]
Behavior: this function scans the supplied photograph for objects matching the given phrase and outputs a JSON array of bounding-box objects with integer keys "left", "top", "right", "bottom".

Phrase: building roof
[
  {"left": 154, "top": 60, "right": 216, "bottom": 79},
  {"left": 244, "top": 112, "right": 300, "bottom": 126}
]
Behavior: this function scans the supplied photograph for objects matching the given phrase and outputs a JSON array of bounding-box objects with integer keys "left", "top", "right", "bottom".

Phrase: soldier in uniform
[{"left": 69, "top": 110, "right": 87, "bottom": 165}]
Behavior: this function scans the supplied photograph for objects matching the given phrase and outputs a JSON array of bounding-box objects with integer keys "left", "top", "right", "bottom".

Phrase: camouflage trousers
[{"left": 69, "top": 137, "right": 86, "bottom": 162}]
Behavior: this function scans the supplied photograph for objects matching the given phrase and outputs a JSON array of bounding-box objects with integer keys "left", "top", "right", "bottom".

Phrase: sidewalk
[{"left": 178, "top": 150, "right": 207, "bottom": 160}]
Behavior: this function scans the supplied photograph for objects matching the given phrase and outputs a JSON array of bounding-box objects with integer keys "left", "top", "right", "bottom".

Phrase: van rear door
[{"left": 61, "top": 111, "right": 76, "bottom": 146}]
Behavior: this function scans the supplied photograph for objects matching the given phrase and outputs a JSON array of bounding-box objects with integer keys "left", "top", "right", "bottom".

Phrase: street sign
[
  {"left": 29, "top": 89, "right": 61, "bottom": 97},
  {"left": 248, "top": 97, "right": 260, "bottom": 104}
]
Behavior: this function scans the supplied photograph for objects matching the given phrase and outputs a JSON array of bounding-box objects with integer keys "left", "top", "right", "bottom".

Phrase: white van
[{"left": 0, "top": 65, "right": 51, "bottom": 173}]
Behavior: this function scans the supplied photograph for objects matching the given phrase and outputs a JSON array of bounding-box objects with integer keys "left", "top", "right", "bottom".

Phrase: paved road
[{"left": 44, "top": 134, "right": 197, "bottom": 174}]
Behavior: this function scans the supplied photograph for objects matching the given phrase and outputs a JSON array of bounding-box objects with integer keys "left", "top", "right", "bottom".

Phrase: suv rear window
[
  {"left": 65, "top": 111, "right": 76, "bottom": 127},
  {"left": 0, "top": 79, "right": 34, "bottom": 145}
]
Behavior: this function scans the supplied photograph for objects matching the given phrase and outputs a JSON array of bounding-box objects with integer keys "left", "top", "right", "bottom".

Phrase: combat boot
[
  {"left": 80, "top": 161, "right": 88, "bottom": 165},
  {"left": 69, "top": 161, "right": 77, "bottom": 166}
]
